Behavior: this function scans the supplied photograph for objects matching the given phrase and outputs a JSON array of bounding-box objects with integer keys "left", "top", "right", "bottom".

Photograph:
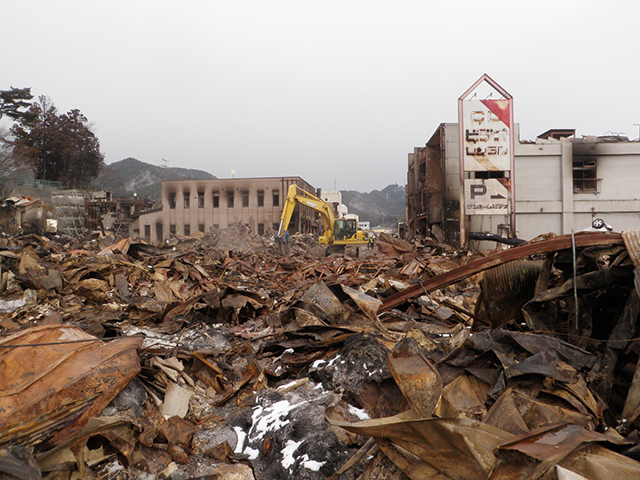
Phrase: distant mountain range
[
  {"left": 96, "top": 158, "right": 216, "bottom": 199},
  {"left": 98, "top": 158, "right": 405, "bottom": 227},
  {"left": 341, "top": 185, "right": 405, "bottom": 227}
]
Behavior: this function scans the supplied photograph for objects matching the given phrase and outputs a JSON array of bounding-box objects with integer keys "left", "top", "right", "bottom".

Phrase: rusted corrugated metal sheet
[
  {"left": 475, "top": 260, "right": 544, "bottom": 327},
  {"left": 0, "top": 325, "right": 142, "bottom": 448},
  {"left": 623, "top": 230, "right": 640, "bottom": 272}
]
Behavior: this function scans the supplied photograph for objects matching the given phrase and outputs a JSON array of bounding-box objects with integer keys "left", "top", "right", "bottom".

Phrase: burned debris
[{"left": 1, "top": 228, "right": 640, "bottom": 479}]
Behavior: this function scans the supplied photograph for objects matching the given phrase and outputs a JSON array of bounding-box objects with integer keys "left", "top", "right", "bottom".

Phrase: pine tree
[{"left": 10, "top": 96, "right": 104, "bottom": 189}]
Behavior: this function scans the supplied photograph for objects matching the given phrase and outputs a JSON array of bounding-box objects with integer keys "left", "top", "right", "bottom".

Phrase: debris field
[{"left": 2, "top": 225, "right": 640, "bottom": 480}]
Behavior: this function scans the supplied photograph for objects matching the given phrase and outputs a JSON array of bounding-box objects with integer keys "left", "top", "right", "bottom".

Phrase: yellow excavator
[{"left": 276, "top": 184, "right": 368, "bottom": 253}]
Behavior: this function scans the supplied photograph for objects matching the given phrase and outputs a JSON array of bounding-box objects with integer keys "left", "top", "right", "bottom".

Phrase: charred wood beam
[{"left": 380, "top": 232, "right": 624, "bottom": 313}]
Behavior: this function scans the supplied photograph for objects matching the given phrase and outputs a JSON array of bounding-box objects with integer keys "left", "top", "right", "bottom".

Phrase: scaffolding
[{"left": 50, "top": 190, "right": 90, "bottom": 236}]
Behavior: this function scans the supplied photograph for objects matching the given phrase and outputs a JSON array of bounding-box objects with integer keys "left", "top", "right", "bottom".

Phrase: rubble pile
[{"left": 2, "top": 229, "right": 640, "bottom": 479}]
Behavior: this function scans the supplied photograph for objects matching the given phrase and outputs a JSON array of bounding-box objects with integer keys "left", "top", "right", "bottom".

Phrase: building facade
[
  {"left": 407, "top": 123, "right": 640, "bottom": 248},
  {"left": 131, "top": 177, "right": 316, "bottom": 242}
]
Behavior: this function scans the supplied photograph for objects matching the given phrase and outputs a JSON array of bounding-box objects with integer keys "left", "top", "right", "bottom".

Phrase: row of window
[
  {"left": 168, "top": 189, "right": 281, "bottom": 209},
  {"left": 144, "top": 222, "right": 278, "bottom": 238},
  {"left": 467, "top": 160, "right": 600, "bottom": 193}
]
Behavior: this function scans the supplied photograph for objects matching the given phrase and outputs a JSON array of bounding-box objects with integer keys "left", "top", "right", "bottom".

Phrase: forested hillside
[{"left": 96, "top": 158, "right": 216, "bottom": 198}]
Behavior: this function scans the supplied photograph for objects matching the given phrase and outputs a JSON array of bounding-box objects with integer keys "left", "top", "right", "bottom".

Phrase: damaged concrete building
[
  {"left": 406, "top": 124, "right": 640, "bottom": 248},
  {"left": 131, "top": 177, "right": 317, "bottom": 241}
]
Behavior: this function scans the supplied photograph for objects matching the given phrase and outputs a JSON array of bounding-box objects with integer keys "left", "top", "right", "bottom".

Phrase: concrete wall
[
  {"left": 513, "top": 141, "right": 566, "bottom": 240},
  {"left": 515, "top": 137, "right": 640, "bottom": 239}
]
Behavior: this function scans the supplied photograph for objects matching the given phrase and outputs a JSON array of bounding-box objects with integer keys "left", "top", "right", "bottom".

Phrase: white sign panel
[
  {"left": 461, "top": 99, "right": 511, "bottom": 172},
  {"left": 464, "top": 178, "right": 509, "bottom": 215}
]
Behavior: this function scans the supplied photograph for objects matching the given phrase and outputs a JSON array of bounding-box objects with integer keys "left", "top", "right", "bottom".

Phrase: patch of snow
[
  {"left": 281, "top": 439, "right": 303, "bottom": 469},
  {"left": 301, "top": 455, "right": 325, "bottom": 471},
  {"left": 277, "top": 380, "right": 300, "bottom": 391},
  {"left": 248, "top": 399, "right": 308, "bottom": 441},
  {"left": 244, "top": 446, "right": 260, "bottom": 460},
  {"left": 348, "top": 404, "right": 370, "bottom": 421},
  {"left": 327, "top": 355, "right": 340, "bottom": 367},
  {"left": 233, "top": 426, "right": 246, "bottom": 453}
]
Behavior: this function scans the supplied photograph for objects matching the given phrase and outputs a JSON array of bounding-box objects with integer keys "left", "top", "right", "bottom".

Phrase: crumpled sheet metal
[
  {"left": 622, "top": 230, "right": 640, "bottom": 268},
  {"left": 0, "top": 324, "right": 142, "bottom": 449},
  {"left": 332, "top": 414, "right": 512, "bottom": 480},
  {"left": 376, "top": 233, "right": 416, "bottom": 257},
  {"left": 489, "top": 423, "right": 640, "bottom": 480},
  {"left": 484, "top": 388, "right": 596, "bottom": 436},
  {"left": 387, "top": 352, "right": 442, "bottom": 418},
  {"left": 622, "top": 230, "right": 640, "bottom": 297},
  {"left": 301, "top": 280, "right": 344, "bottom": 322},
  {"left": 623, "top": 356, "right": 640, "bottom": 426},
  {"left": 341, "top": 284, "right": 382, "bottom": 319}
]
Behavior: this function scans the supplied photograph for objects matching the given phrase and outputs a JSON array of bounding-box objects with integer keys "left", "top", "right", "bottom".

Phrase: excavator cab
[{"left": 334, "top": 218, "right": 358, "bottom": 241}]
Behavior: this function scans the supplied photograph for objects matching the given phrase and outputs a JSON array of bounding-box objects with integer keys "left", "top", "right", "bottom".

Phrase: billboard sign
[
  {"left": 458, "top": 74, "right": 515, "bottom": 223},
  {"left": 461, "top": 99, "right": 511, "bottom": 171},
  {"left": 464, "top": 178, "right": 510, "bottom": 215}
]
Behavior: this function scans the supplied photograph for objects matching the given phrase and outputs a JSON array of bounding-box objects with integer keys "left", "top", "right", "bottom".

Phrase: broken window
[
  {"left": 198, "top": 191, "right": 204, "bottom": 208},
  {"left": 242, "top": 190, "right": 249, "bottom": 207},
  {"left": 184, "top": 191, "right": 190, "bottom": 209},
  {"left": 257, "top": 190, "right": 264, "bottom": 207},
  {"left": 184, "top": 224, "right": 190, "bottom": 236},
  {"left": 199, "top": 224, "right": 205, "bottom": 232},
  {"left": 169, "top": 192, "right": 176, "bottom": 209},
  {"left": 573, "top": 159, "right": 599, "bottom": 193},
  {"left": 170, "top": 224, "right": 176, "bottom": 234},
  {"left": 273, "top": 190, "right": 280, "bottom": 207},
  {"left": 227, "top": 190, "right": 234, "bottom": 208},
  {"left": 156, "top": 223, "right": 163, "bottom": 240},
  {"left": 213, "top": 191, "right": 219, "bottom": 208},
  {"left": 474, "top": 171, "right": 506, "bottom": 179},
  {"left": 258, "top": 223, "right": 264, "bottom": 235},
  {"left": 144, "top": 225, "right": 150, "bottom": 239}
]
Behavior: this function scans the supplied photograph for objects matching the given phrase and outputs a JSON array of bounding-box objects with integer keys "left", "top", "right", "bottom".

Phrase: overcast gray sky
[{"left": 3, "top": 1, "right": 639, "bottom": 192}]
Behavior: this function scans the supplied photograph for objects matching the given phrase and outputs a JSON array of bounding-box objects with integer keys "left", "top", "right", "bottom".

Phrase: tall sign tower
[{"left": 458, "top": 74, "right": 515, "bottom": 246}]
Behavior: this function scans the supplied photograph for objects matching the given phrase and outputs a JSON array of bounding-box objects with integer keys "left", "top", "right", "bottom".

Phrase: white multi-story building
[{"left": 406, "top": 124, "right": 640, "bottom": 248}]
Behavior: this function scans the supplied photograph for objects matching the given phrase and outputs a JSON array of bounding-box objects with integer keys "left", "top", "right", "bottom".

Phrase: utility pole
[{"left": 162, "top": 158, "right": 169, "bottom": 180}]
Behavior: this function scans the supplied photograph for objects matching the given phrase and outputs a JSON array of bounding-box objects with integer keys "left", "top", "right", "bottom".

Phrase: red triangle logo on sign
[{"left": 480, "top": 99, "right": 510, "bottom": 127}]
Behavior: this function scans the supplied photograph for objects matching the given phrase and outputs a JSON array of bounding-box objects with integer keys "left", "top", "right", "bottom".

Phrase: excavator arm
[{"left": 277, "top": 184, "right": 336, "bottom": 244}]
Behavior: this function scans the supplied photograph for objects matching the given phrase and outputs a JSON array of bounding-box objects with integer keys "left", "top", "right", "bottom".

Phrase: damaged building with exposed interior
[
  {"left": 130, "top": 177, "right": 317, "bottom": 241},
  {"left": 0, "top": 181, "right": 156, "bottom": 237},
  {"left": 406, "top": 125, "right": 640, "bottom": 249},
  {"left": 406, "top": 74, "right": 640, "bottom": 250}
]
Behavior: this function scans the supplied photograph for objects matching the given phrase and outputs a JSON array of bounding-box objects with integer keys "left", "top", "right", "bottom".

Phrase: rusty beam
[{"left": 380, "top": 232, "right": 624, "bottom": 313}]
